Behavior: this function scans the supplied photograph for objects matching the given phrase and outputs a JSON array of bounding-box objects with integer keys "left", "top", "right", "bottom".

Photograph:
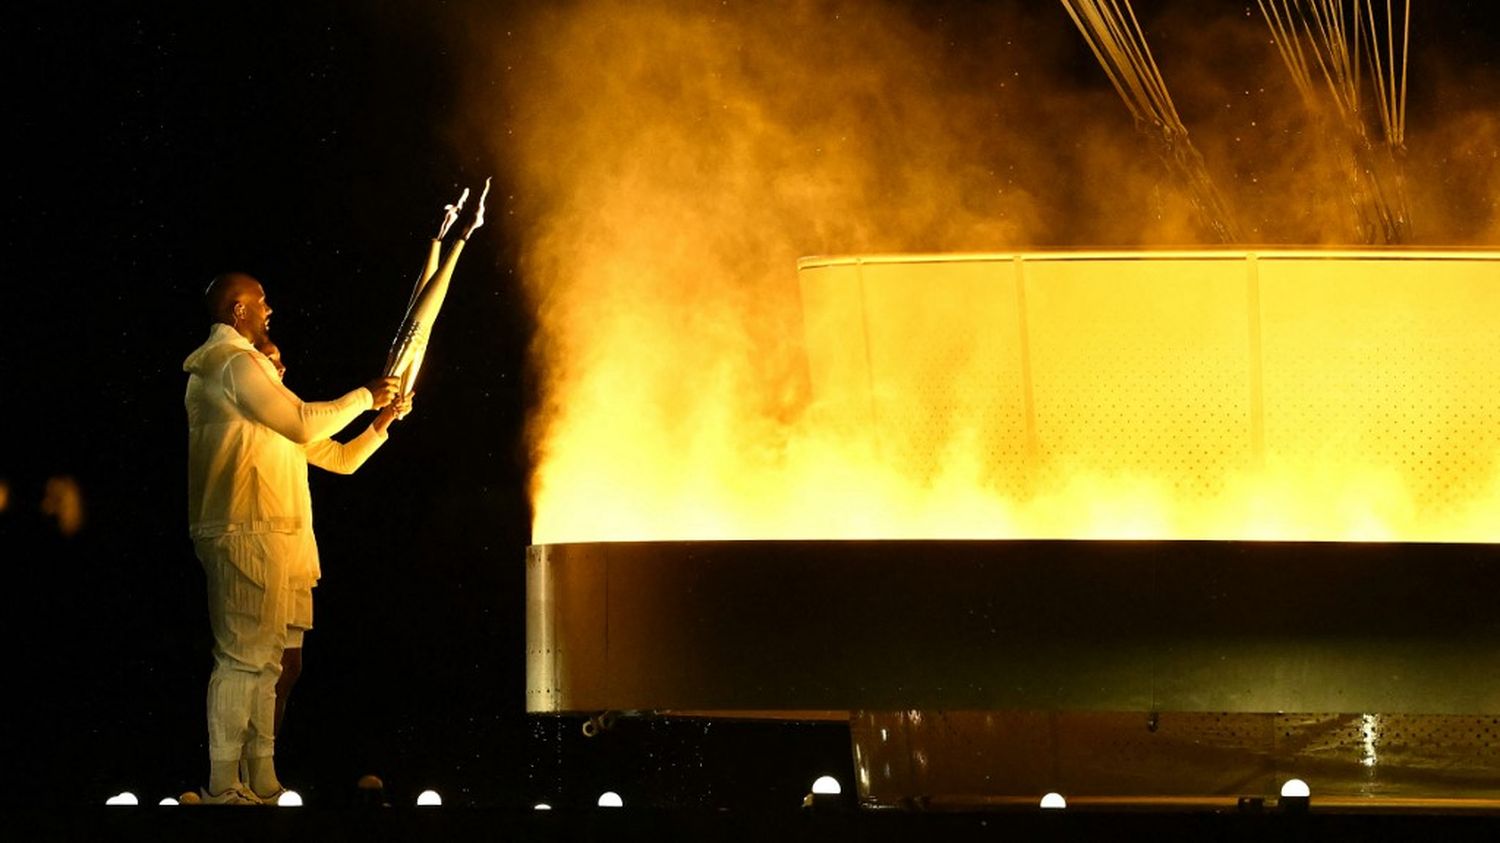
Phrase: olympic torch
[{"left": 385, "top": 179, "right": 490, "bottom": 409}]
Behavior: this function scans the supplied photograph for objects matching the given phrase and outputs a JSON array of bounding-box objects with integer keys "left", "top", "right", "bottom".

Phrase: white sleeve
[
  {"left": 225, "top": 351, "right": 373, "bottom": 444},
  {"left": 304, "top": 425, "right": 389, "bottom": 475}
]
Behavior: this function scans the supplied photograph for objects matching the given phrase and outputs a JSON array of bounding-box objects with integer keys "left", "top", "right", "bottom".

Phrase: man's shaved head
[
  {"left": 205, "top": 271, "right": 274, "bottom": 344},
  {"left": 204, "top": 272, "right": 263, "bottom": 324}
]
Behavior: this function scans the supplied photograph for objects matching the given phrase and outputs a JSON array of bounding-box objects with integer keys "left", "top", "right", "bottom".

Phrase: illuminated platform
[
  {"left": 529, "top": 250, "right": 1500, "bottom": 806},
  {"left": 527, "top": 539, "right": 1500, "bottom": 805}
]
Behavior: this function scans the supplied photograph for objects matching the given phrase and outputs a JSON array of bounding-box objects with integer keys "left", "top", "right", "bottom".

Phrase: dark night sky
[
  {"left": 3, "top": 0, "right": 848, "bottom": 809},
  {"left": 5, "top": 0, "right": 533, "bottom": 806},
  {"left": 5, "top": 0, "right": 1500, "bottom": 810}
]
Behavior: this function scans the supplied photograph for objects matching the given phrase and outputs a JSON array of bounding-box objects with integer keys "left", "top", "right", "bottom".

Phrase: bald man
[{"left": 184, "top": 272, "right": 399, "bottom": 804}]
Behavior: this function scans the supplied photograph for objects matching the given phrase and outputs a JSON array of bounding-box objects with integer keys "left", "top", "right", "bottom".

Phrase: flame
[
  {"left": 448, "top": 1, "right": 1500, "bottom": 544},
  {"left": 531, "top": 250, "right": 1500, "bottom": 544}
]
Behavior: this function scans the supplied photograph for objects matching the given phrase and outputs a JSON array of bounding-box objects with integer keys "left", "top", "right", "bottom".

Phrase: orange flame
[
  {"left": 451, "top": 1, "right": 1500, "bottom": 544},
  {"left": 532, "top": 251, "right": 1500, "bottom": 543}
]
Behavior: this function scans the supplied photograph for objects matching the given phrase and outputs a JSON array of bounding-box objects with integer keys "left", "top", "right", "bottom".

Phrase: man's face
[{"left": 237, "top": 283, "right": 274, "bottom": 344}]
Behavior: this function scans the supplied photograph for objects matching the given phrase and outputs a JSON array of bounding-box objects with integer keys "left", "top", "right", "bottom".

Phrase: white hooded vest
[{"left": 183, "top": 323, "right": 373, "bottom": 546}]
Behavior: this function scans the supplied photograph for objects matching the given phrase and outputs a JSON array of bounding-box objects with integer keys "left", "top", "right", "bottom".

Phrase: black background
[{"left": 5, "top": 0, "right": 537, "bottom": 808}]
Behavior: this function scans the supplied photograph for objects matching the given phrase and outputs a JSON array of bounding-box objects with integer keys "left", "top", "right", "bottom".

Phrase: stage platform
[{"left": 33, "top": 805, "right": 1500, "bottom": 842}]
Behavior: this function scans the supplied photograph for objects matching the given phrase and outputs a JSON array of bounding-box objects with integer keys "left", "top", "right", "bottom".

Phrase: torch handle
[{"left": 385, "top": 237, "right": 467, "bottom": 384}]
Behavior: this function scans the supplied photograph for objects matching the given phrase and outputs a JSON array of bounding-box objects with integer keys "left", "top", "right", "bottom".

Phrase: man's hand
[
  {"left": 373, "top": 393, "right": 413, "bottom": 435},
  {"left": 365, "top": 376, "right": 401, "bottom": 410}
]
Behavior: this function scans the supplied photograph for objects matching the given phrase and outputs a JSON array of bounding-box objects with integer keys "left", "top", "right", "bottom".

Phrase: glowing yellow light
[
  {"left": 40, "top": 475, "right": 84, "bottom": 537},
  {"left": 811, "top": 775, "right": 842, "bottom": 795},
  {"left": 531, "top": 251, "right": 1500, "bottom": 544},
  {"left": 480, "top": 2, "right": 1500, "bottom": 547},
  {"left": 597, "top": 791, "right": 624, "bottom": 808},
  {"left": 1360, "top": 714, "right": 1380, "bottom": 768}
]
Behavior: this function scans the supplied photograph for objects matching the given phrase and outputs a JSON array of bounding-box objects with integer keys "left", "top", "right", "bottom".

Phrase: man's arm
[
  {"left": 226, "top": 352, "right": 383, "bottom": 444},
  {"left": 305, "top": 427, "right": 387, "bottom": 475},
  {"left": 304, "top": 395, "right": 410, "bottom": 474}
]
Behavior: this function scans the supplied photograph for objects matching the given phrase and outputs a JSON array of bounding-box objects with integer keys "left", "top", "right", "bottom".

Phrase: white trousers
[{"left": 197, "top": 533, "right": 309, "bottom": 762}]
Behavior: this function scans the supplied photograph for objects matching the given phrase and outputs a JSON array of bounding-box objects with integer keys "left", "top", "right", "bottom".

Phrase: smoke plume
[{"left": 448, "top": 0, "right": 1500, "bottom": 541}]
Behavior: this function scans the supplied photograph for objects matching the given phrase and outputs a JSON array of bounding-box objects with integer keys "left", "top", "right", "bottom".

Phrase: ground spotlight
[
  {"left": 1279, "top": 778, "right": 1310, "bottom": 798},
  {"left": 105, "top": 792, "right": 138, "bottom": 806},
  {"left": 158, "top": 797, "right": 179, "bottom": 806},
  {"left": 1279, "top": 778, "right": 1310, "bottom": 812},
  {"left": 416, "top": 789, "right": 442, "bottom": 807},
  {"left": 533, "top": 803, "right": 553, "bottom": 811},
  {"left": 277, "top": 790, "right": 303, "bottom": 807},
  {"left": 1040, "top": 792, "right": 1067, "bottom": 810},
  {"left": 597, "top": 791, "right": 624, "bottom": 808},
  {"left": 355, "top": 774, "right": 388, "bottom": 808},
  {"left": 802, "top": 775, "right": 846, "bottom": 810}
]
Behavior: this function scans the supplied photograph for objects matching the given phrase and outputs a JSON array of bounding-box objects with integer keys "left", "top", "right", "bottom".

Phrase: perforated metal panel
[
  {"left": 857, "top": 258, "right": 1030, "bottom": 491},
  {"left": 1258, "top": 258, "right": 1500, "bottom": 521},
  {"left": 1024, "top": 257, "right": 1254, "bottom": 499},
  {"left": 797, "top": 250, "right": 1500, "bottom": 540}
]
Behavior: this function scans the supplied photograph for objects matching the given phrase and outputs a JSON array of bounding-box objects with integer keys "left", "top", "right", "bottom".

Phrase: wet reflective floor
[{"left": 856, "top": 711, "right": 1500, "bottom": 808}]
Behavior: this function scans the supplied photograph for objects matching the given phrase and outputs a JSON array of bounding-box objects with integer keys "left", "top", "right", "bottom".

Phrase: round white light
[
  {"left": 1280, "top": 778, "right": 1310, "bottom": 798},
  {"left": 533, "top": 803, "right": 553, "bottom": 810},
  {"left": 810, "top": 775, "right": 842, "bottom": 796},
  {"left": 158, "top": 797, "right": 179, "bottom": 806},
  {"left": 416, "top": 789, "right": 442, "bottom": 807},
  {"left": 277, "top": 790, "right": 303, "bottom": 807},
  {"left": 1040, "top": 792, "right": 1067, "bottom": 809},
  {"left": 105, "top": 792, "right": 139, "bottom": 806},
  {"left": 597, "top": 791, "right": 624, "bottom": 808}
]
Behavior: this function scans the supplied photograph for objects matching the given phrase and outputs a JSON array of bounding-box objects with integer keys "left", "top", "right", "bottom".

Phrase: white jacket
[{"left": 184, "top": 323, "right": 375, "bottom": 547}]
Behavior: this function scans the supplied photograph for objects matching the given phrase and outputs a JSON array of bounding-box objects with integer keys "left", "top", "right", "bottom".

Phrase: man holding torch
[
  {"left": 184, "top": 272, "right": 399, "bottom": 804},
  {"left": 183, "top": 183, "right": 485, "bottom": 804}
]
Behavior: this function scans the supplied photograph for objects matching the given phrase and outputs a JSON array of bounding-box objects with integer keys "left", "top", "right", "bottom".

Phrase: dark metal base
[{"left": 527, "top": 540, "right": 1500, "bottom": 714}]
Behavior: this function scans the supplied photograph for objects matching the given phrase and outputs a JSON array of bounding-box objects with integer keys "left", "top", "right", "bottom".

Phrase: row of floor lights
[
  {"left": 103, "top": 786, "right": 593, "bottom": 808},
  {"left": 102, "top": 788, "right": 434, "bottom": 807},
  {"left": 108, "top": 777, "right": 1316, "bottom": 810},
  {"left": 130, "top": 772, "right": 1248, "bottom": 810},
  {"left": 1037, "top": 779, "right": 1313, "bottom": 811}
]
